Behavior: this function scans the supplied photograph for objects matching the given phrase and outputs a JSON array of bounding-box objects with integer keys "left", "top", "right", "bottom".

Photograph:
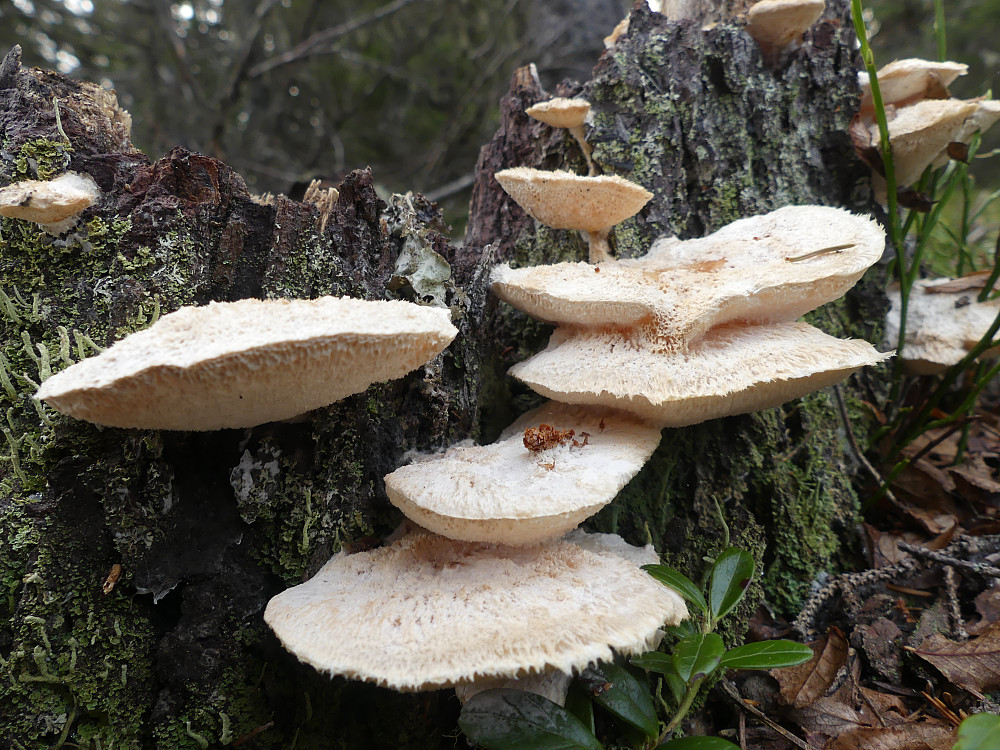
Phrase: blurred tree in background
[{"left": 0, "top": 0, "right": 626, "bottom": 227}]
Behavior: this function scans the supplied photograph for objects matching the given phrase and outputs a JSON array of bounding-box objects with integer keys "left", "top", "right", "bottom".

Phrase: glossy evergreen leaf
[
  {"left": 657, "top": 736, "right": 740, "bottom": 749},
  {"left": 459, "top": 689, "right": 603, "bottom": 750},
  {"left": 589, "top": 662, "right": 659, "bottom": 738},
  {"left": 672, "top": 633, "right": 724, "bottom": 683},
  {"left": 631, "top": 651, "right": 674, "bottom": 674},
  {"left": 564, "top": 681, "right": 595, "bottom": 736},
  {"left": 643, "top": 564, "right": 708, "bottom": 614},
  {"left": 708, "top": 548, "right": 755, "bottom": 620},
  {"left": 953, "top": 713, "right": 1000, "bottom": 750},
  {"left": 719, "top": 640, "right": 813, "bottom": 670}
]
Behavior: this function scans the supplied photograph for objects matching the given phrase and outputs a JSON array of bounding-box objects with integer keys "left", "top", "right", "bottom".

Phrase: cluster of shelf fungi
[{"left": 11, "top": 0, "right": 1000, "bottom": 725}]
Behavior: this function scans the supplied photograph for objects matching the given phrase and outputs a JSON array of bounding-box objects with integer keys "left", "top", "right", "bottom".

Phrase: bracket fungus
[
  {"left": 263, "top": 526, "right": 685, "bottom": 691},
  {"left": 859, "top": 58, "right": 968, "bottom": 116},
  {"left": 745, "top": 0, "right": 825, "bottom": 59},
  {"left": 0, "top": 171, "right": 100, "bottom": 234},
  {"left": 494, "top": 167, "right": 653, "bottom": 263},
  {"left": 510, "top": 321, "right": 889, "bottom": 426},
  {"left": 35, "top": 296, "right": 457, "bottom": 430},
  {"left": 492, "top": 205, "right": 884, "bottom": 341},
  {"left": 384, "top": 401, "right": 662, "bottom": 545},
  {"left": 886, "top": 278, "right": 1000, "bottom": 375},
  {"left": 525, "top": 97, "right": 596, "bottom": 176}
]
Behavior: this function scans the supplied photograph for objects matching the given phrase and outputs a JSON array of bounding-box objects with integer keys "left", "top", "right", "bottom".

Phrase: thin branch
[{"left": 247, "top": 0, "right": 425, "bottom": 78}]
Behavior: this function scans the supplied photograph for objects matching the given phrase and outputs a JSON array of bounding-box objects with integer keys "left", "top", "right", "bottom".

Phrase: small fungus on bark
[
  {"left": 0, "top": 171, "right": 100, "bottom": 234},
  {"left": 494, "top": 167, "right": 653, "bottom": 263},
  {"left": 859, "top": 58, "right": 968, "bottom": 116},
  {"left": 525, "top": 97, "right": 596, "bottom": 175},
  {"left": 745, "top": 0, "right": 825, "bottom": 61},
  {"left": 35, "top": 296, "right": 457, "bottom": 430}
]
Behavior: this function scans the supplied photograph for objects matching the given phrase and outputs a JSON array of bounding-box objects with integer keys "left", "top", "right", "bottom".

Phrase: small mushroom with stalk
[
  {"left": 525, "top": 97, "right": 597, "bottom": 176},
  {"left": 35, "top": 296, "right": 457, "bottom": 430},
  {"left": 859, "top": 58, "right": 968, "bottom": 117},
  {"left": 885, "top": 276, "right": 1000, "bottom": 375},
  {"left": 0, "top": 171, "right": 100, "bottom": 234},
  {"left": 264, "top": 525, "right": 686, "bottom": 692},
  {"left": 494, "top": 167, "right": 653, "bottom": 263},
  {"left": 745, "top": 0, "right": 825, "bottom": 62},
  {"left": 384, "top": 401, "right": 663, "bottom": 545}
]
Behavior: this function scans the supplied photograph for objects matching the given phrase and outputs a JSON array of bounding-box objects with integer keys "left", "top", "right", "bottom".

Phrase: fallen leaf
[
  {"left": 913, "top": 621, "right": 1000, "bottom": 695},
  {"left": 967, "top": 587, "right": 1000, "bottom": 636},
  {"left": 773, "top": 628, "right": 849, "bottom": 709},
  {"left": 826, "top": 721, "right": 956, "bottom": 749},
  {"left": 856, "top": 619, "right": 904, "bottom": 683},
  {"left": 920, "top": 272, "right": 993, "bottom": 295}
]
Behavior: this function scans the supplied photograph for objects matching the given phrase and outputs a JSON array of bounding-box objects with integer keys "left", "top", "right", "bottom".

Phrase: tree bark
[{"left": 1, "top": 1, "right": 885, "bottom": 746}]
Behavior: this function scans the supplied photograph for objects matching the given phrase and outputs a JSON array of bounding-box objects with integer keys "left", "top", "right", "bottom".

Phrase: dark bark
[{"left": 1, "top": 2, "right": 886, "bottom": 746}]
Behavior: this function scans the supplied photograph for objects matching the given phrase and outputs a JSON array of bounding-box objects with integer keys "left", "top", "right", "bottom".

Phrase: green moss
[{"left": 3, "top": 138, "right": 73, "bottom": 181}]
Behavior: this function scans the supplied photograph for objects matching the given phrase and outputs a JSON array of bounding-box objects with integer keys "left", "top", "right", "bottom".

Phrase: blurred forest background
[{"left": 2, "top": 0, "right": 999, "bottom": 230}]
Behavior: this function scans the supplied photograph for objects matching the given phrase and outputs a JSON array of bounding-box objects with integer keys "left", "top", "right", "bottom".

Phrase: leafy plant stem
[
  {"left": 852, "top": 0, "right": 905, "bottom": 397},
  {"left": 653, "top": 676, "right": 706, "bottom": 748},
  {"left": 933, "top": 0, "right": 947, "bottom": 61},
  {"left": 977, "top": 226, "right": 1000, "bottom": 302}
]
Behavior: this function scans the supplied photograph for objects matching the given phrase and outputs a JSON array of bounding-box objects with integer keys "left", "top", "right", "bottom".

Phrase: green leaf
[
  {"left": 459, "top": 689, "right": 603, "bottom": 750},
  {"left": 631, "top": 651, "right": 674, "bottom": 674},
  {"left": 953, "top": 713, "right": 1000, "bottom": 750},
  {"left": 563, "top": 681, "right": 595, "bottom": 736},
  {"left": 672, "top": 633, "right": 724, "bottom": 683},
  {"left": 643, "top": 565, "right": 708, "bottom": 614},
  {"left": 708, "top": 548, "right": 755, "bottom": 621},
  {"left": 657, "top": 736, "right": 740, "bottom": 750},
  {"left": 668, "top": 619, "right": 702, "bottom": 639},
  {"left": 588, "top": 662, "right": 659, "bottom": 738},
  {"left": 719, "top": 640, "right": 813, "bottom": 671}
]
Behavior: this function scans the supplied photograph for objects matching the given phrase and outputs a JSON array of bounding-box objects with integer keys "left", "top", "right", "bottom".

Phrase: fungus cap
[
  {"left": 510, "top": 321, "right": 890, "bottom": 426},
  {"left": 859, "top": 59, "right": 967, "bottom": 113},
  {"left": 885, "top": 277, "right": 1000, "bottom": 375},
  {"left": 384, "top": 401, "right": 662, "bottom": 545},
  {"left": 35, "top": 296, "right": 457, "bottom": 430},
  {"left": 525, "top": 98, "right": 591, "bottom": 130},
  {"left": 263, "top": 526, "right": 686, "bottom": 691},
  {"left": 874, "top": 99, "right": 981, "bottom": 186},
  {"left": 745, "top": 0, "right": 825, "bottom": 48},
  {"left": 494, "top": 167, "right": 652, "bottom": 234},
  {"left": 0, "top": 172, "right": 99, "bottom": 229},
  {"left": 492, "top": 206, "right": 884, "bottom": 341}
]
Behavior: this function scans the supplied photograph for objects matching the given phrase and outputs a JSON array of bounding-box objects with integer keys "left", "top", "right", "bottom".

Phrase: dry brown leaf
[
  {"left": 826, "top": 721, "right": 956, "bottom": 750},
  {"left": 949, "top": 453, "right": 1000, "bottom": 493},
  {"left": 913, "top": 620, "right": 1000, "bottom": 695},
  {"left": 856, "top": 619, "right": 904, "bottom": 683},
  {"left": 967, "top": 587, "right": 1000, "bottom": 636},
  {"left": 773, "top": 628, "right": 849, "bottom": 708},
  {"left": 920, "top": 270, "right": 992, "bottom": 294}
]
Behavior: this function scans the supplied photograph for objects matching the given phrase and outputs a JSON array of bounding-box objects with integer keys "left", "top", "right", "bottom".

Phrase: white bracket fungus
[
  {"left": 0, "top": 171, "right": 100, "bottom": 234},
  {"left": 859, "top": 58, "right": 968, "bottom": 117},
  {"left": 384, "top": 401, "right": 662, "bottom": 545},
  {"left": 263, "top": 526, "right": 686, "bottom": 692},
  {"left": 525, "top": 98, "right": 597, "bottom": 176},
  {"left": 745, "top": 0, "right": 825, "bottom": 60},
  {"left": 886, "top": 278, "right": 1000, "bottom": 375},
  {"left": 492, "top": 205, "right": 885, "bottom": 343},
  {"left": 35, "top": 296, "right": 457, "bottom": 430}
]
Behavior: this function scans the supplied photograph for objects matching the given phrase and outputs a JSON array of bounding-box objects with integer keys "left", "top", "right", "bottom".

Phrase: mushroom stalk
[
  {"left": 585, "top": 228, "right": 612, "bottom": 263},
  {"left": 568, "top": 125, "right": 597, "bottom": 176}
]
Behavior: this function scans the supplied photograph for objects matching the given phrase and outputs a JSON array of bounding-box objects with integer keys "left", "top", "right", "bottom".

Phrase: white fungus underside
[
  {"left": 263, "top": 528, "right": 686, "bottom": 691},
  {"left": 510, "top": 321, "right": 890, "bottom": 426},
  {"left": 492, "top": 206, "right": 884, "bottom": 338},
  {"left": 494, "top": 167, "right": 652, "bottom": 233},
  {"left": 35, "top": 297, "right": 457, "bottom": 430},
  {"left": 384, "top": 402, "right": 662, "bottom": 545},
  {"left": 886, "top": 279, "right": 1000, "bottom": 374},
  {"left": 876, "top": 99, "right": 981, "bottom": 185}
]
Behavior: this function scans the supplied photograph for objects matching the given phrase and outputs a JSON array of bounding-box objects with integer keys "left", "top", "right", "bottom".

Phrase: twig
[
  {"left": 248, "top": 0, "right": 425, "bottom": 77},
  {"left": 943, "top": 566, "right": 968, "bottom": 640},
  {"left": 897, "top": 540, "right": 1000, "bottom": 579},
  {"left": 719, "top": 680, "right": 811, "bottom": 750},
  {"left": 832, "top": 385, "right": 899, "bottom": 507}
]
